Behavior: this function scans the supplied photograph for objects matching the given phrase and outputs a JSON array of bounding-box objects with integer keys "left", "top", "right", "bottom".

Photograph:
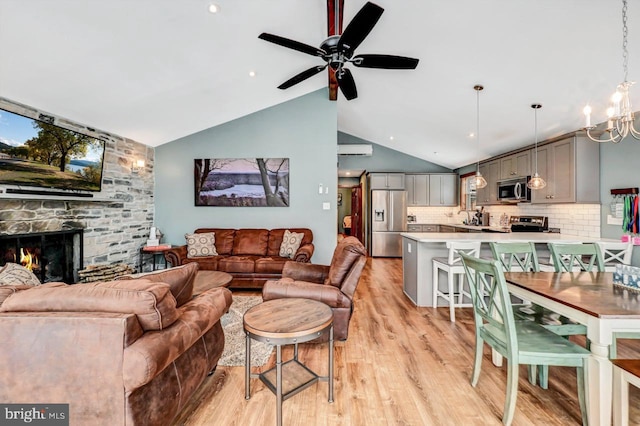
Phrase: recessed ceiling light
[
  {"left": 389, "top": 136, "right": 394, "bottom": 141},
  {"left": 248, "top": 71, "right": 256, "bottom": 77},
  {"left": 208, "top": 3, "right": 220, "bottom": 13},
  {"left": 469, "top": 132, "right": 475, "bottom": 138},
  {"left": 346, "top": 172, "right": 351, "bottom": 176}
]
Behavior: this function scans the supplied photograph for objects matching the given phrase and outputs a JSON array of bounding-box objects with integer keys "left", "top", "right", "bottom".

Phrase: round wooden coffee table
[
  {"left": 192, "top": 270, "right": 232, "bottom": 296},
  {"left": 244, "top": 298, "right": 333, "bottom": 426}
]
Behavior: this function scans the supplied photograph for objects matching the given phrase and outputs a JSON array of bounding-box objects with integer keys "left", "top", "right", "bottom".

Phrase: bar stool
[
  {"left": 595, "top": 241, "right": 633, "bottom": 272},
  {"left": 432, "top": 241, "right": 481, "bottom": 322}
]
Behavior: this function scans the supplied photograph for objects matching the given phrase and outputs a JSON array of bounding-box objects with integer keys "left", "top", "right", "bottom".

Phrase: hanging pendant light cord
[
  {"left": 475, "top": 85, "right": 482, "bottom": 173},
  {"left": 534, "top": 107, "right": 538, "bottom": 173}
]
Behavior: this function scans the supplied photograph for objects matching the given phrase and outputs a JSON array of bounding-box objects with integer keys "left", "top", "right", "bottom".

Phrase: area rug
[{"left": 218, "top": 296, "right": 274, "bottom": 367}]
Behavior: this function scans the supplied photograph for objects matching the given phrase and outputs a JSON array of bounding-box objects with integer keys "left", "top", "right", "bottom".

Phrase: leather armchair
[{"left": 262, "top": 236, "right": 367, "bottom": 340}]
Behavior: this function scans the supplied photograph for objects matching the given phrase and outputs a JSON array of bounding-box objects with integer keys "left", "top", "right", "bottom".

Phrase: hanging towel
[
  {"left": 634, "top": 195, "right": 639, "bottom": 234},
  {"left": 623, "top": 195, "right": 630, "bottom": 232}
]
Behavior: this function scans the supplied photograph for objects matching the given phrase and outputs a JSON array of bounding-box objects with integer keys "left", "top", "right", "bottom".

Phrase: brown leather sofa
[
  {"left": 165, "top": 228, "right": 314, "bottom": 289},
  {"left": 262, "top": 236, "right": 367, "bottom": 341},
  {"left": 0, "top": 263, "right": 232, "bottom": 426}
]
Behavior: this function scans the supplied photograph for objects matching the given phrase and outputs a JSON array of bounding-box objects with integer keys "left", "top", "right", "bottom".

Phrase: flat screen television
[{"left": 0, "top": 107, "right": 105, "bottom": 193}]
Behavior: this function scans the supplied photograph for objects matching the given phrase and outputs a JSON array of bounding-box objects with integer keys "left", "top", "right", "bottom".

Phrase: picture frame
[{"left": 194, "top": 158, "right": 289, "bottom": 207}]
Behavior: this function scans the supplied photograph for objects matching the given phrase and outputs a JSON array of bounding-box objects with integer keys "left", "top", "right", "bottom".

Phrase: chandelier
[
  {"left": 583, "top": 0, "right": 639, "bottom": 143},
  {"left": 473, "top": 85, "right": 487, "bottom": 189}
]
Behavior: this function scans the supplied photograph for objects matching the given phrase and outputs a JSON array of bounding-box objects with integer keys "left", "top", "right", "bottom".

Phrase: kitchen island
[{"left": 401, "top": 232, "right": 618, "bottom": 307}]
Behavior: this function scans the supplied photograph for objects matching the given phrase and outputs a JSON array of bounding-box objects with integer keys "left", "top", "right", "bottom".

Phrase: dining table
[{"left": 502, "top": 271, "right": 640, "bottom": 426}]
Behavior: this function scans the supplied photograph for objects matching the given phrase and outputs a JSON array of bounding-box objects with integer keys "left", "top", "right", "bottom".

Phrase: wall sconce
[{"left": 132, "top": 159, "right": 145, "bottom": 174}]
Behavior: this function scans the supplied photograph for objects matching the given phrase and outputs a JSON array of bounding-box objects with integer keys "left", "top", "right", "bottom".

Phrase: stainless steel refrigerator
[{"left": 370, "top": 190, "right": 407, "bottom": 257}]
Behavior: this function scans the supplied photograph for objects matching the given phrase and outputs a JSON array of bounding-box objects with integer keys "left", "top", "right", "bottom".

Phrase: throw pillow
[
  {"left": 279, "top": 230, "right": 304, "bottom": 259},
  {"left": 0, "top": 263, "right": 41, "bottom": 286},
  {"left": 186, "top": 232, "right": 218, "bottom": 258}
]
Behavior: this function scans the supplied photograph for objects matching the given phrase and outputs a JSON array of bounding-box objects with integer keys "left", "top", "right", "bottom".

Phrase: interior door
[{"left": 351, "top": 185, "right": 363, "bottom": 242}]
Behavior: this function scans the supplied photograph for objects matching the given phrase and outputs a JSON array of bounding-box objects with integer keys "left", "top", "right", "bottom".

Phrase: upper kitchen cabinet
[
  {"left": 500, "top": 150, "right": 531, "bottom": 180},
  {"left": 476, "top": 160, "right": 500, "bottom": 205},
  {"left": 405, "top": 174, "right": 429, "bottom": 206},
  {"left": 369, "top": 173, "right": 405, "bottom": 190},
  {"left": 405, "top": 174, "right": 458, "bottom": 206},
  {"left": 429, "top": 174, "right": 458, "bottom": 206},
  {"left": 531, "top": 135, "right": 599, "bottom": 204}
]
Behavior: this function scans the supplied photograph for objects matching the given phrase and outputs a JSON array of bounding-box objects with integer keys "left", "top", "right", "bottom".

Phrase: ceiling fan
[{"left": 258, "top": 1, "right": 419, "bottom": 101}]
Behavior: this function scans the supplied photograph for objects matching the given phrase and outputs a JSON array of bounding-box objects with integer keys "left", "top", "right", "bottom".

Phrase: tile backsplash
[{"left": 408, "top": 204, "right": 601, "bottom": 238}]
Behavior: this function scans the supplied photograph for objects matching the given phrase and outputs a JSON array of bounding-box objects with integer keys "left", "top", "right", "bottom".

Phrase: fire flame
[{"left": 20, "top": 248, "right": 38, "bottom": 271}]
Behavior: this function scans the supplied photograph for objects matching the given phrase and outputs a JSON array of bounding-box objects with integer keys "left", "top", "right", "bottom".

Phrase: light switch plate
[{"left": 322, "top": 202, "right": 330, "bottom": 210}]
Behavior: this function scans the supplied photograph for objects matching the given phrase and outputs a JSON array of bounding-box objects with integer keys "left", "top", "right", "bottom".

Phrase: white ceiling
[{"left": 0, "top": 0, "right": 638, "bottom": 169}]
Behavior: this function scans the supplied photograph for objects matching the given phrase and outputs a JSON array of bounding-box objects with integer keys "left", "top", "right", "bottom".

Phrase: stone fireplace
[
  {"left": 0, "top": 97, "right": 155, "bottom": 274},
  {"left": 0, "top": 229, "right": 83, "bottom": 283}
]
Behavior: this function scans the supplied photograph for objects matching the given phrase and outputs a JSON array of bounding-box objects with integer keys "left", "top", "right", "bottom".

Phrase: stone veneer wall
[{"left": 0, "top": 97, "right": 154, "bottom": 272}]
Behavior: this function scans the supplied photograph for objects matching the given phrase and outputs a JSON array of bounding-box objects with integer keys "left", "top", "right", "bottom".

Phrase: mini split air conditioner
[{"left": 337, "top": 144, "right": 373, "bottom": 156}]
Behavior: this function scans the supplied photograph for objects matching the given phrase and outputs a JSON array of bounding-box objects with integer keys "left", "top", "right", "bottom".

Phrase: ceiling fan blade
[
  {"left": 277, "top": 65, "right": 328, "bottom": 90},
  {"left": 352, "top": 54, "right": 419, "bottom": 69},
  {"left": 258, "top": 33, "right": 326, "bottom": 57},
  {"left": 337, "top": 2, "right": 384, "bottom": 57},
  {"left": 336, "top": 68, "right": 357, "bottom": 100}
]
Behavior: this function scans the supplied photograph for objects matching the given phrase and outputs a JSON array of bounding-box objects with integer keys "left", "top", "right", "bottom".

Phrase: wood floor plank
[{"left": 172, "top": 258, "right": 640, "bottom": 425}]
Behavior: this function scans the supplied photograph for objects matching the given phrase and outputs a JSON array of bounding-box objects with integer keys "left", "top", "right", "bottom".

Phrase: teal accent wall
[
  {"left": 599, "top": 132, "right": 640, "bottom": 266},
  {"left": 338, "top": 132, "right": 453, "bottom": 173},
  {"left": 154, "top": 89, "right": 338, "bottom": 264}
]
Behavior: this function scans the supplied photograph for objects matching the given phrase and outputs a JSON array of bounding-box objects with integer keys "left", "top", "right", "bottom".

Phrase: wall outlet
[{"left": 322, "top": 202, "right": 330, "bottom": 210}]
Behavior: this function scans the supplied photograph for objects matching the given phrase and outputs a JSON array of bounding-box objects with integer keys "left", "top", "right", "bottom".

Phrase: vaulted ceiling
[{"left": 0, "top": 0, "right": 637, "bottom": 169}]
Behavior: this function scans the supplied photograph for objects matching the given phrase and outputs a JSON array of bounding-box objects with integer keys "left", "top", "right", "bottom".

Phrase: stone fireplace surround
[{"left": 0, "top": 98, "right": 155, "bottom": 274}]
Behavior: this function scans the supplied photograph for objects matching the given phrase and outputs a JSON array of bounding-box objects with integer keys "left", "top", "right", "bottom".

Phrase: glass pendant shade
[
  {"left": 474, "top": 171, "right": 487, "bottom": 189},
  {"left": 527, "top": 172, "right": 546, "bottom": 190}
]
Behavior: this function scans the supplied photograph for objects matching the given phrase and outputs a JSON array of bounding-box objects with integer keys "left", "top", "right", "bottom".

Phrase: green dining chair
[
  {"left": 548, "top": 242, "right": 605, "bottom": 273},
  {"left": 490, "top": 242, "right": 587, "bottom": 387},
  {"left": 460, "top": 253, "right": 589, "bottom": 426}
]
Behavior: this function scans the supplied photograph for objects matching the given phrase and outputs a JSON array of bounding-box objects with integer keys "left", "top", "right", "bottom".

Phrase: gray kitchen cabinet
[
  {"left": 476, "top": 160, "right": 500, "bottom": 205},
  {"left": 428, "top": 174, "right": 458, "bottom": 206},
  {"left": 439, "top": 225, "right": 456, "bottom": 233},
  {"left": 407, "top": 224, "right": 440, "bottom": 232},
  {"left": 531, "top": 135, "right": 599, "bottom": 204},
  {"left": 369, "top": 173, "right": 405, "bottom": 189},
  {"left": 407, "top": 224, "right": 423, "bottom": 232},
  {"left": 405, "top": 174, "right": 429, "bottom": 206},
  {"left": 500, "top": 150, "right": 531, "bottom": 180}
]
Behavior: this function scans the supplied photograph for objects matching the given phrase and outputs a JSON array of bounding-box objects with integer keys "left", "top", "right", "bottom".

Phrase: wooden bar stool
[{"left": 613, "top": 359, "right": 640, "bottom": 426}]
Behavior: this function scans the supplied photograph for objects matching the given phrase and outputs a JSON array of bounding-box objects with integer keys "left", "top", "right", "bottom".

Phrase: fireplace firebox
[{"left": 0, "top": 229, "right": 83, "bottom": 283}]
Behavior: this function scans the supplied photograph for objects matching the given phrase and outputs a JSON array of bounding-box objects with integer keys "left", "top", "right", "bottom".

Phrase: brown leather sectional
[
  {"left": 165, "top": 228, "right": 314, "bottom": 289},
  {"left": 0, "top": 263, "right": 232, "bottom": 426}
]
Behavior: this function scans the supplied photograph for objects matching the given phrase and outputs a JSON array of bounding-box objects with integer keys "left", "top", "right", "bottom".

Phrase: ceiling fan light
[
  {"left": 474, "top": 172, "right": 487, "bottom": 189},
  {"left": 527, "top": 173, "right": 547, "bottom": 190}
]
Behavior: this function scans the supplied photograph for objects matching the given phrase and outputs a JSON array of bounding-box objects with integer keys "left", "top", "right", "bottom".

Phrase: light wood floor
[{"left": 173, "top": 258, "right": 640, "bottom": 425}]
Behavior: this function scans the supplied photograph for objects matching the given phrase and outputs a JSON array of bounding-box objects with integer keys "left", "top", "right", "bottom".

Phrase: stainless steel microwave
[{"left": 497, "top": 177, "right": 531, "bottom": 203}]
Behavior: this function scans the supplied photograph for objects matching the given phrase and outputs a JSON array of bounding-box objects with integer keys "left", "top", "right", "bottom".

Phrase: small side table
[
  {"left": 139, "top": 245, "right": 174, "bottom": 272},
  {"left": 612, "top": 359, "right": 640, "bottom": 426},
  {"left": 244, "top": 298, "right": 333, "bottom": 426}
]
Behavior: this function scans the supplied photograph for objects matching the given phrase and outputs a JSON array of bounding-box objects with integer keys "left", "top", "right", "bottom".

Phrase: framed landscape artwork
[{"left": 194, "top": 158, "right": 289, "bottom": 207}]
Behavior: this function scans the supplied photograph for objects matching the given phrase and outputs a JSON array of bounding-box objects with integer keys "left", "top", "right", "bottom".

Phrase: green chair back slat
[{"left": 489, "top": 242, "right": 540, "bottom": 272}]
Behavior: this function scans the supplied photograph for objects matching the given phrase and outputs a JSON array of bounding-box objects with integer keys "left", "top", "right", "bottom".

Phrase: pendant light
[
  {"left": 473, "top": 85, "right": 487, "bottom": 189},
  {"left": 527, "top": 104, "right": 547, "bottom": 190}
]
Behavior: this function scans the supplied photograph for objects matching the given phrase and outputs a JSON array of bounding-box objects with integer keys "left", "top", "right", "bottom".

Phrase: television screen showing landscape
[
  {"left": 194, "top": 158, "right": 289, "bottom": 207},
  {"left": 0, "top": 108, "right": 105, "bottom": 192}
]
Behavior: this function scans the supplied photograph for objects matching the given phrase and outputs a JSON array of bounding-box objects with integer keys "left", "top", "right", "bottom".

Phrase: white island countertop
[{"left": 401, "top": 232, "right": 618, "bottom": 243}]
